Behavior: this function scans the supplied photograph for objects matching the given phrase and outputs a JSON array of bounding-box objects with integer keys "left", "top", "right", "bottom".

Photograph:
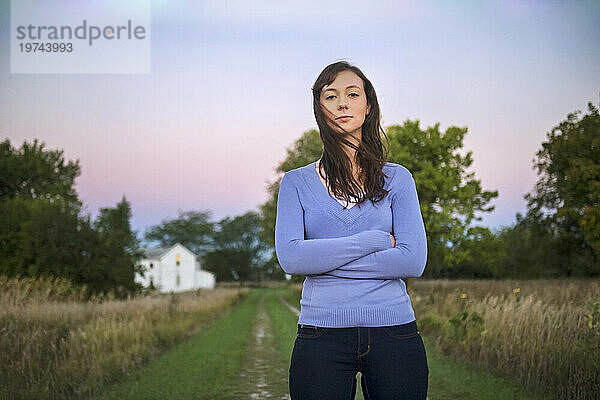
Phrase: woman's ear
[{"left": 366, "top": 104, "right": 371, "bottom": 115}]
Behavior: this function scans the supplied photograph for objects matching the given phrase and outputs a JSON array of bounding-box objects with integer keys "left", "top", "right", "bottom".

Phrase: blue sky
[{"left": 1, "top": 0, "right": 599, "bottom": 237}]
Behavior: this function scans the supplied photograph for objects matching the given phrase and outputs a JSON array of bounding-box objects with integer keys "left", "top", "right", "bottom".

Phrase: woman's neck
[{"left": 316, "top": 158, "right": 364, "bottom": 190}]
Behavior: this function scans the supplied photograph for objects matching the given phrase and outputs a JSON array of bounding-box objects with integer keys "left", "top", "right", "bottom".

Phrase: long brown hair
[{"left": 312, "top": 60, "right": 390, "bottom": 207}]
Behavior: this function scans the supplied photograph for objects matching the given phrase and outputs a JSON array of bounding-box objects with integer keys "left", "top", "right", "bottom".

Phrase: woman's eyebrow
[{"left": 323, "top": 85, "right": 361, "bottom": 93}]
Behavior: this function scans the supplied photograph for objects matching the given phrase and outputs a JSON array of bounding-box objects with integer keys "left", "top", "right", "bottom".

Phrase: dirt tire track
[{"left": 231, "top": 292, "right": 291, "bottom": 399}]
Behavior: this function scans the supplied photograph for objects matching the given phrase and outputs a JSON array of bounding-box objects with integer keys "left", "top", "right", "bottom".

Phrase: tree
[
  {"left": 0, "top": 138, "right": 82, "bottom": 211},
  {"left": 93, "top": 196, "right": 145, "bottom": 293},
  {"left": 448, "top": 225, "right": 506, "bottom": 279},
  {"left": 386, "top": 120, "right": 498, "bottom": 276},
  {"left": 494, "top": 211, "right": 565, "bottom": 278},
  {"left": 523, "top": 101, "right": 600, "bottom": 276},
  {"left": 0, "top": 139, "right": 88, "bottom": 283},
  {"left": 202, "top": 212, "right": 269, "bottom": 282},
  {"left": 0, "top": 196, "right": 84, "bottom": 278},
  {"left": 0, "top": 138, "right": 145, "bottom": 297},
  {"left": 143, "top": 210, "right": 216, "bottom": 256}
]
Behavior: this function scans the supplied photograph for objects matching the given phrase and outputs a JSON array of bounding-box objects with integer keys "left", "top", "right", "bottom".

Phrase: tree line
[{"left": 1, "top": 102, "right": 598, "bottom": 296}]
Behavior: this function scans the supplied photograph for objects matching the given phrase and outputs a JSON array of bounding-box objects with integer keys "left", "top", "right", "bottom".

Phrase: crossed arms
[{"left": 274, "top": 168, "right": 427, "bottom": 280}]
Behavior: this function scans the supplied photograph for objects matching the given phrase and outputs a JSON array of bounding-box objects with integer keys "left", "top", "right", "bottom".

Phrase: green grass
[
  {"left": 422, "top": 334, "right": 556, "bottom": 400},
  {"left": 91, "top": 289, "right": 260, "bottom": 400},
  {"left": 264, "top": 286, "right": 299, "bottom": 366}
]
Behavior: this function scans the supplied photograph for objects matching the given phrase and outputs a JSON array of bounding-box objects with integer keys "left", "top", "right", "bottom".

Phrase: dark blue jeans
[{"left": 289, "top": 320, "right": 429, "bottom": 400}]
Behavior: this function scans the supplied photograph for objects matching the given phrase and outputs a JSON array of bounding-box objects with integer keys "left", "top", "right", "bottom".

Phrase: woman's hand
[{"left": 389, "top": 233, "right": 395, "bottom": 247}]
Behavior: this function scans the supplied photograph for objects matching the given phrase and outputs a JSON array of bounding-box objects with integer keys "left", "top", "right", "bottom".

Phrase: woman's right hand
[{"left": 390, "top": 233, "right": 395, "bottom": 247}]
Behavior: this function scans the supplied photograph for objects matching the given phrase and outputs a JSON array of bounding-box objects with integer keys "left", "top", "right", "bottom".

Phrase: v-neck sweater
[{"left": 274, "top": 161, "right": 428, "bottom": 327}]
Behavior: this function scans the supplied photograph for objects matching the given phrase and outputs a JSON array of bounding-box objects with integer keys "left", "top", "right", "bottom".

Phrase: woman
[{"left": 275, "top": 60, "right": 429, "bottom": 400}]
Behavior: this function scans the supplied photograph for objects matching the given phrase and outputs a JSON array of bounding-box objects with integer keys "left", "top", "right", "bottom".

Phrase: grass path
[
  {"left": 93, "top": 288, "right": 292, "bottom": 400},
  {"left": 92, "top": 289, "right": 261, "bottom": 399},
  {"left": 230, "top": 289, "right": 290, "bottom": 399},
  {"left": 93, "top": 287, "right": 555, "bottom": 399}
]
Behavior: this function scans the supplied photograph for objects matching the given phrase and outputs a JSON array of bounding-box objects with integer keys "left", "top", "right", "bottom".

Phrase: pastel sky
[{"left": 1, "top": 0, "right": 599, "bottom": 240}]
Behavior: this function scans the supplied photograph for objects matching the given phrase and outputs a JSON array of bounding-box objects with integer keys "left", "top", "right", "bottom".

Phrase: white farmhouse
[{"left": 135, "top": 243, "right": 216, "bottom": 293}]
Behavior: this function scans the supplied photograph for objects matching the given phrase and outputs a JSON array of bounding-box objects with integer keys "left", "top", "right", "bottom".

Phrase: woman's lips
[{"left": 337, "top": 116, "right": 352, "bottom": 122}]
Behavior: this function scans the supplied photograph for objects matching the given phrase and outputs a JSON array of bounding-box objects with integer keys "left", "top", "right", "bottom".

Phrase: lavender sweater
[{"left": 275, "top": 161, "right": 427, "bottom": 327}]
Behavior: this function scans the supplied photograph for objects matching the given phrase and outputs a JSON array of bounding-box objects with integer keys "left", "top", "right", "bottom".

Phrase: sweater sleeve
[
  {"left": 323, "top": 169, "right": 427, "bottom": 279},
  {"left": 274, "top": 171, "right": 393, "bottom": 276}
]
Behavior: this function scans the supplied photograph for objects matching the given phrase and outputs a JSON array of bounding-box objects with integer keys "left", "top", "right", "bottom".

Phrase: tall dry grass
[
  {"left": 409, "top": 279, "right": 599, "bottom": 400},
  {"left": 288, "top": 278, "right": 599, "bottom": 399},
  {"left": 0, "top": 274, "right": 250, "bottom": 400}
]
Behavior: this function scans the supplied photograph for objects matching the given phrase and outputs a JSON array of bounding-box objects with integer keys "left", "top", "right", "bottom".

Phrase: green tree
[
  {"left": 494, "top": 211, "right": 565, "bottom": 278},
  {"left": 387, "top": 120, "right": 498, "bottom": 276},
  {"left": 0, "top": 192, "right": 140, "bottom": 297},
  {"left": 447, "top": 225, "right": 506, "bottom": 278},
  {"left": 522, "top": 101, "right": 600, "bottom": 276},
  {"left": 0, "top": 138, "right": 81, "bottom": 210},
  {"left": 202, "top": 212, "right": 268, "bottom": 282},
  {"left": 0, "top": 197, "right": 83, "bottom": 277},
  {"left": 93, "top": 196, "right": 144, "bottom": 294},
  {"left": 0, "top": 138, "right": 144, "bottom": 298},
  {"left": 143, "top": 210, "right": 216, "bottom": 256}
]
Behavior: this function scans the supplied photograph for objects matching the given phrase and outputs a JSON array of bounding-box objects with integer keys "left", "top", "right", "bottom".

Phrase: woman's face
[{"left": 319, "top": 70, "right": 371, "bottom": 138}]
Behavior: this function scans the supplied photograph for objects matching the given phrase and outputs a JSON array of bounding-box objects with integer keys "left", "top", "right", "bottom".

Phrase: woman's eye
[{"left": 325, "top": 93, "right": 359, "bottom": 100}]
